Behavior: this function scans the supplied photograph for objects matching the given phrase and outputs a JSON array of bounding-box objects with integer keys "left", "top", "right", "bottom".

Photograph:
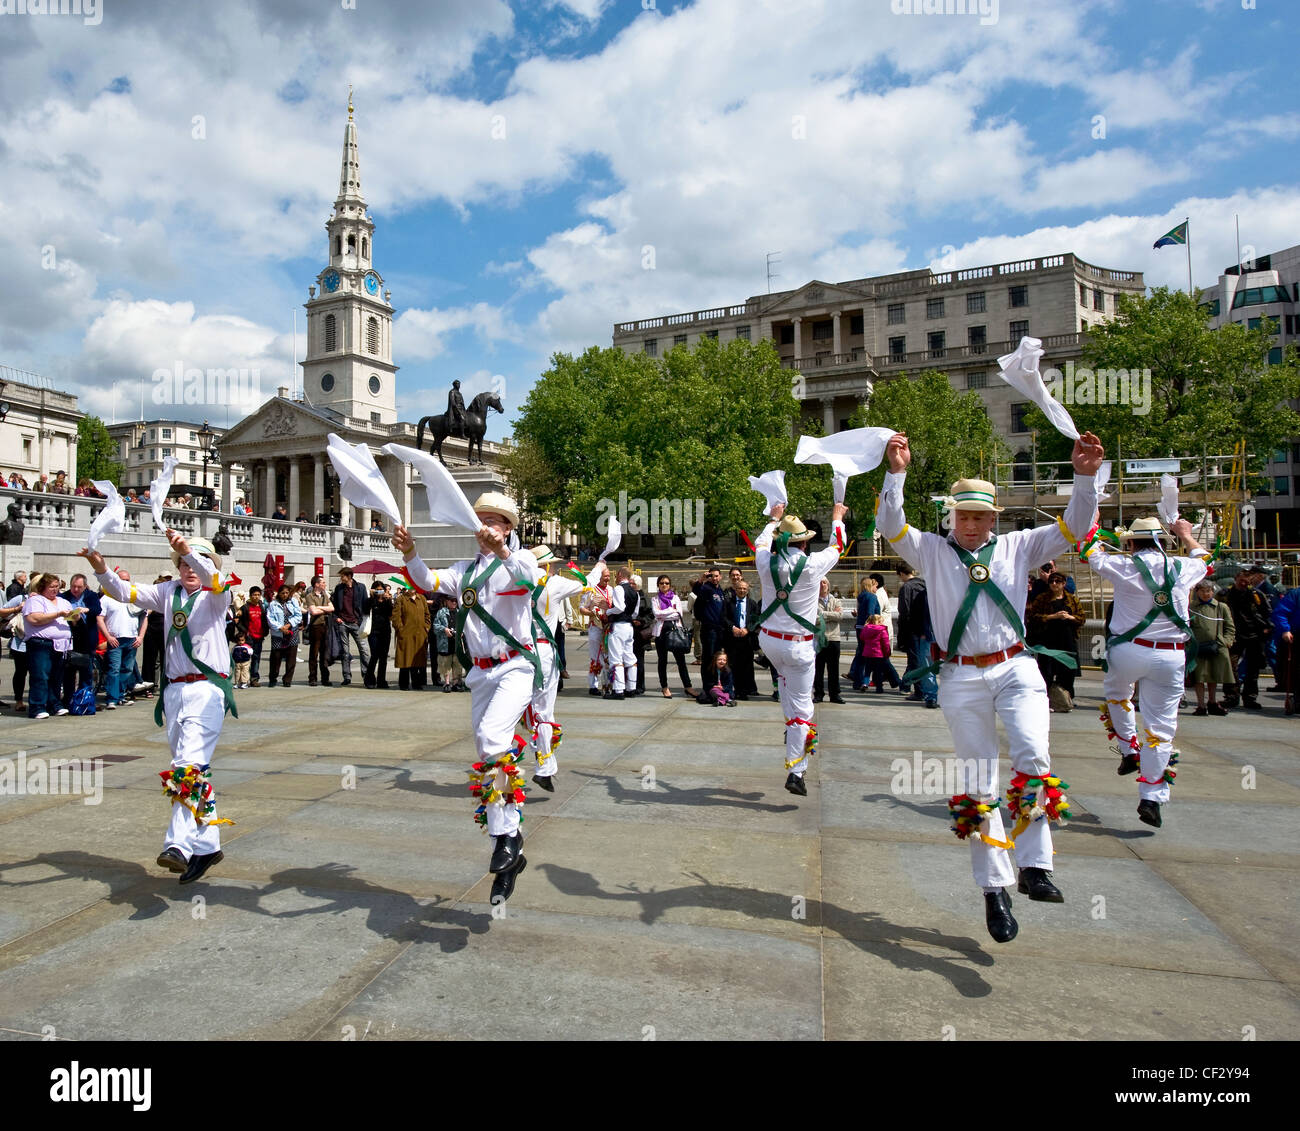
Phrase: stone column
[
  {"left": 340, "top": 496, "right": 352, "bottom": 529},
  {"left": 792, "top": 317, "right": 803, "bottom": 363},
  {"left": 313, "top": 456, "right": 325, "bottom": 523},
  {"left": 760, "top": 318, "right": 773, "bottom": 343},
  {"left": 832, "top": 310, "right": 842, "bottom": 357},
  {"left": 822, "top": 398, "right": 836, "bottom": 434},
  {"left": 260, "top": 462, "right": 272, "bottom": 516},
  {"left": 220, "top": 464, "right": 233, "bottom": 513},
  {"left": 288, "top": 458, "right": 301, "bottom": 520}
]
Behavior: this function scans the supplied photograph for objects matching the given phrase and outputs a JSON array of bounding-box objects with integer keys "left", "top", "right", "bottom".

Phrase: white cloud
[{"left": 395, "top": 302, "right": 514, "bottom": 361}]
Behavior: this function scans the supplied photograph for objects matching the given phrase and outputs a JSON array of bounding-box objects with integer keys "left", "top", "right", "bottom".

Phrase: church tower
[{"left": 301, "top": 93, "right": 398, "bottom": 425}]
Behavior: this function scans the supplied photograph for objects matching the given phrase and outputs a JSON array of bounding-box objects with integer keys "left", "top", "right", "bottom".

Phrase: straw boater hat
[
  {"left": 778, "top": 515, "right": 813, "bottom": 542},
  {"left": 171, "top": 536, "right": 221, "bottom": 570},
  {"left": 1115, "top": 517, "right": 1172, "bottom": 545},
  {"left": 530, "top": 544, "right": 557, "bottom": 567},
  {"left": 473, "top": 491, "right": 519, "bottom": 528},
  {"left": 942, "top": 478, "right": 1004, "bottom": 513}
]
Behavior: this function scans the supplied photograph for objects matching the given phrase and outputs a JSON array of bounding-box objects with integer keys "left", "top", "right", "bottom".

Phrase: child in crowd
[
  {"left": 707, "top": 649, "right": 735, "bottom": 707},
  {"left": 859, "top": 614, "right": 900, "bottom": 692},
  {"left": 231, "top": 631, "right": 253, "bottom": 689}
]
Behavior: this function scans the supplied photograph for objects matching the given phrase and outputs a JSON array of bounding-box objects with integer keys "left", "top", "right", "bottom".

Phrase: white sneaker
[
  {"left": 104, "top": 702, "right": 117, "bottom": 710},
  {"left": 33, "top": 711, "right": 50, "bottom": 720},
  {"left": 54, "top": 708, "right": 70, "bottom": 716},
  {"left": 132, "top": 681, "right": 154, "bottom": 692}
]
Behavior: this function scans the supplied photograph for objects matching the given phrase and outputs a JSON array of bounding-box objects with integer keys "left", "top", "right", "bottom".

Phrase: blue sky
[{"left": 1, "top": 0, "right": 1297, "bottom": 441}]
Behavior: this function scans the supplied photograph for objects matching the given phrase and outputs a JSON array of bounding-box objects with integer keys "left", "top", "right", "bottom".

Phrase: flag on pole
[{"left": 1153, "top": 221, "right": 1188, "bottom": 249}]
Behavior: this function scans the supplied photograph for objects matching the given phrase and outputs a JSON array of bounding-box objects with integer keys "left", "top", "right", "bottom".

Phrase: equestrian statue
[{"left": 415, "top": 386, "right": 505, "bottom": 466}]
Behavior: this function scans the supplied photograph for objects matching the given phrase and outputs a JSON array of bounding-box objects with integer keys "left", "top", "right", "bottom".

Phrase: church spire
[{"left": 338, "top": 87, "right": 364, "bottom": 206}]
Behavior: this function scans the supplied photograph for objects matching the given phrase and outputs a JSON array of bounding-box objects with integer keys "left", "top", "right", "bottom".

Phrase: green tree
[
  {"left": 510, "top": 338, "right": 823, "bottom": 556},
  {"left": 1027, "top": 287, "right": 1300, "bottom": 470},
  {"left": 76, "top": 416, "right": 124, "bottom": 486},
  {"left": 847, "top": 370, "right": 1010, "bottom": 532}
]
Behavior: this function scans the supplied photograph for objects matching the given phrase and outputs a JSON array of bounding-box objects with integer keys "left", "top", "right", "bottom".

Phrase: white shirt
[
  {"left": 876, "top": 470, "right": 1097, "bottom": 657},
  {"left": 97, "top": 552, "right": 234, "bottom": 677},
  {"left": 99, "top": 592, "right": 141, "bottom": 640},
  {"left": 529, "top": 570, "right": 584, "bottom": 637},
  {"left": 650, "top": 593, "right": 685, "bottom": 638},
  {"left": 403, "top": 549, "right": 542, "bottom": 660},
  {"left": 753, "top": 518, "right": 847, "bottom": 636},
  {"left": 1083, "top": 542, "right": 1210, "bottom": 643}
]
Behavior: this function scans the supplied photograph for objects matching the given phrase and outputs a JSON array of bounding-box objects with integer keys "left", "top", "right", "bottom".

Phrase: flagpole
[{"left": 1185, "top": 217, "right": 1193, "bottom": 294}]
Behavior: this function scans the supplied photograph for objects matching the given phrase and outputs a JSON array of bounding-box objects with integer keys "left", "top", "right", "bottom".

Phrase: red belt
[
  {"left": 762, "top": 628, "right": 814, "bottom": 642},
  {"left": 169, "top": 672, "right": 229, "bottom": 684},
  {"left": 1134, "top": 637, "right": 1186, "bottom": 651},
  {"left": 471, "top": 648, "right": 530, "bottom": 669},
  {"left": 944, "top": 642, "right": 1025, "bottom": 668}
]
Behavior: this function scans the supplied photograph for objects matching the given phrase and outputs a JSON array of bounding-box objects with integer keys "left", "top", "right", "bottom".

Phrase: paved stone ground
[{"left": 0, "top": 667, "right": 1297, "bottom": 1041}]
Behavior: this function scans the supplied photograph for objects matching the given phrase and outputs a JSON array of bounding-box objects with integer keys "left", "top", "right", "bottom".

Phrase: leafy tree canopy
[{"left": 76, "top": 416, "right": 123, "bottom": 486}]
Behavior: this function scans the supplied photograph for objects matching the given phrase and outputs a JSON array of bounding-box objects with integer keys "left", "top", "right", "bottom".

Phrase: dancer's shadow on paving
[
  {"left": 388, "top": 768, "right": 551, "bottom": 808},
  {"left": 538, "top": 863, "right": 994, "bottom": 999},
  {"left": 573, "top": 770, "right": 799, "bottom": 814},
  {"left": 0, "top": 851, "right": 176, "bottom": 921}
]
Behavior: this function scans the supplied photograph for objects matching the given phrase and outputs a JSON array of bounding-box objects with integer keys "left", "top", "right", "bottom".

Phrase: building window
[
  {"left": 367, "top": 316, "right": 380, "bottom": 354},
  {"left": 888, "top": 336, "right": 906, "bottom": 361},
  {"left": 704, "top": 329, "right": 719, "bottom": 340},
  {"left": 321, "top": 372, "right": 335, "bottom": 393},
  {"left": 161, "top": 428, "right": 172, "bottom": 439},
  {"left": 162, "top": 448, "right": 171, "bottom": 457},
  {"left": 1013, "top": 451, "right": 1033, "bottom": 483},
  {"left": 643, "top": 338, "right": 658, "bottom": 356},
  {"left": 968, "top": 325, "right": 986, "bottom": 352},
  {"left": 926, "top": 297, "right": 945, "bottom": 319},
  {"left": 149, "top": 449, "right": 157, "bottom": 460},
  {"left": 189, "top": 431, "right": 197, "bottom": 442},
  {"left": 1271, "top": 448, "right": 1287, "bottom": 464},
  {"left": 189, "top": 470, "right": 198, "bottom": 485},
  {"left": 136, "top": 471, "right": 144, "bottom": 486},
  {"left": 778, "top": 325, "right": 795, "bottom": 345},
  {"left": 1009, "top": 285, "right": 1028, "bottom": 308},
  {"left": 1079, "top": 283, "right": 1087, "bottom": 304},
  {"left": 368, "top": 375, "right": 382, "bottom": 395},
  {"left": 673, "top": 334, "right": 687, "bottom": 348},
  {"left": 371, "top": 412, "right": 381, "bottom": 424},
  {"left": 849, "top": 315, "right": 864, "bottom": 335},
  {"left": 1269, "top": 346, "right": 1284, "bottom": 365},
  {"left": 324, "top": 313, "right": 337, "bottom": 352},
  {"left": 362, "top": 237, "right": 369, "bottom": 259},
  {"left": 1274, "top": 475, "right": 1289, "bottom": 496},
  {"left": 966, "top": 291, "right": 986, "bottom": 315},
  {"left": 1081, "top": 319, "right": 1088, "bottom": 332},
  {"left": 1010, "top": 403, "right": 1031, "bottom": 433},
  {"left": 1248, "top": 317, "right": 1262, "bottom": 331},
  {"left": 22, "top": 437, "right": 32, "bottom": 461},
  {"left": 966, "top": 371, "right": 987, "bottom": 389},
  {"left": 1093, "top": 289, "right": 1105, "bottom": 312},
  {"left": 1294, "top": 475, "right": 1300, "bottom": 496},
  {"left": 928, "top": 331, "right": 946, "bottom": 358},
  {"left": 811, "top": 320, "right": 833, "bottom": 341},
  {"left": 736, "top": 325, "right": 751, "bottom": 341},
  {"left": 149, "top": 429, "right": 156, "bottom": 441},
  {"left": 887, "top": 303, "right": 906, "bottom": 325},
  {"left": 1009, "top": 320, "right": 1029, "bottom": 345},
  {"left": 190, "top": 450, "right": 198, "bottom": 462}
]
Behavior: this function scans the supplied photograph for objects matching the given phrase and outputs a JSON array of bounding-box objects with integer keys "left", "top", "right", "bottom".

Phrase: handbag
[
  {"left": 1198, "top": 640, "right": 1220, "bottom": 658},
  {"left": 664, "top": 619, "right": 690, "bottom": 654}
]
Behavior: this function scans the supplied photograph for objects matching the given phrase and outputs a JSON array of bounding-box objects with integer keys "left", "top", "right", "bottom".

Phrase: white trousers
[
  {"left": 163, "top": 680, "right": 227, "bottom": 857},
  {"left": 528, "top": 641, "right": 561, "bottom": 778},
  {"left": 1103, "top": 641, "right": 1182, "bottom": 804},
  {"left": 588, "top": 626, "right": 606, "bottom": 689},
  {"left": 937, "top": 653, "right": 1054, "bottom": 889},
  {"left": 761, "top": 631, "right": 816, "bottom": 775},
  {"left": 608, "top": 622, "right": 635, "bottom": 692},
  {"left": 467, "top": 655, "right": 535, "bottom": 838}
]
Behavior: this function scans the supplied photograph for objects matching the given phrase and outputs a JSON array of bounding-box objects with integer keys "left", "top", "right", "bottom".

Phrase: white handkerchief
[
  {"left": 326, "top": 434, "right": 403, "bottom": 526},
  {"left": 599, "top": 517, "right": 622, "bottom": 562},
  {"left": 832, "top": 471, "right": 850, "bottom": 505},
  {"left": 996, "top": 335, "right": 1080, "bottom": 441},
  {"left": 381, "top": 443, "right": 483, "bottom": 533},
  {"left": 1096, "top": 461, "right": 1112, "bottom": 501},
  {"left": 1158, "top": 473, "right": 1179, "bottom": 526},
  {"left": 149, "top": 456, "right": 179, "bottom": 533},
  {"left": 795, "top": 428, "right": 896, "bottom": 504},
  {"left": 748, "top": 470, "right": 788, "bottom": 517},
  {"left": 87, "top": 481, "right": 126, "bottom": 550}
]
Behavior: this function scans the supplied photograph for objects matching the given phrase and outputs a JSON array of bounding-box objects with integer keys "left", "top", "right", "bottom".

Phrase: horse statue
[{"left": 416, "top": 392, "right": 504, "bottom": 466}]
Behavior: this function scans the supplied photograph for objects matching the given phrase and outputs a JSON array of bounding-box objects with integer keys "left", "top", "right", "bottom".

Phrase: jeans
[
  {"left": 26, "top": 639, "right": 66, "bottom": 716},
  {"left": 903, "top": 633, "right": 939, "bottom": 702},
  {"left": 248, "top": 635, "right": 264, "bottom": 682},
  {"left": 104, "top": 643, "right": 136, "bottom": 704},
  {"left": 337, "top": 620, "right": 371, "bottom": 680}
]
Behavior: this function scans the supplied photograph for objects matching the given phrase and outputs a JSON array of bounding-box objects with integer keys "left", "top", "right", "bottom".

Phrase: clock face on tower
[
  {"left": 364, "top": 272, "right": 379, "bottom": 295},
  {"left": 322, "top": 270, "right": 340, "bottom": 292}
]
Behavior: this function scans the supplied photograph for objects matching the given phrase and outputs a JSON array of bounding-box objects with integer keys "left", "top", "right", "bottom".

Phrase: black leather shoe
[
  {"left": 1243, "top": 699, "right": 1262, "bottom": 710},
  {"left": 156, "top": 847, "right": 188, "bottom": 873},
  {"left": 179, "top": 850, "right": 224, "bottom": 884},
  {"left": 489, "top": 832, "right": 522, "bottom": 874},
  {"left": 1137, "top": 799, "right": 1162, "bottom": 828},
  {"left": 490, "top": 854, "right": 527, "bottom": 904},
  {"left": 784, "top": 772, "right": 807, "bottom": 796},
  {"left": 830, "top": 696, "right": 847, "bottom": 704},
  {"left": 1117, "top": 753, "right": 1140, "bottom": 776},
  {"left": 1017, "top": 866, "right": 1064, "bottom": 903},
  {"left": 984, "top": 890, "right": 1018, "bottom": 943},
  {"left": 342, "top": 679, "right": 352, "bottom": 687},
  {"left": 532, "top": 773, "right": 555, "bottom": 792},
  {"left": 588, "top": 688, "right": 601, "bottom": 697}
]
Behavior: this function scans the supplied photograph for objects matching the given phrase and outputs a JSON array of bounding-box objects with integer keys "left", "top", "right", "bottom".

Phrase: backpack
[{"left": 70, "top": 684, "right": 97, "bottom": 716}]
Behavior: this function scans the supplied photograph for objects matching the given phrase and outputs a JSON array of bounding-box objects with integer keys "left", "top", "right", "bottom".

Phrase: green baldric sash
[
  {"left": 155, "top": 585, "right": 239, "bottom": 728},
  {"left": 529, "top": 576, "right": 558, "bottom": 648},
  {"left": 750, "top": 541, "right": 825, "bottom": 649},
  {"left": 1103, "top": 551, "right": 1195, "bottom": 673},
  {"left": 902, "top": 536, "right": 1078, "bottom": 683},
  {"left": 455, "top": 557, "right": 543, "bottom": 689}
]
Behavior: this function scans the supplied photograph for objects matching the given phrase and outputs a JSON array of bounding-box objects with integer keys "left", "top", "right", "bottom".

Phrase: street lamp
[{"left": 197, "top": 421, "right": 215, "bottom": 497}]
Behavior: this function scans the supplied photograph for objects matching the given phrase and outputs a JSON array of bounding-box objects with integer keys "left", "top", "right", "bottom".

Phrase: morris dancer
[
  {"left": 1083, "top": 516, "right": 1211, "bottom": 829},
  {"left": 752, "top": 501, "right": 848, "bottom": 797},
  {"left": 877, "top": 430, "right": 1103, "bottom": 943},
  {"left": 81, "top": 532, "right": 238, "bottom": 884},
  {"left": 605, "top": 565, "right": 639, "bottom": 700},
  {"left": 581, "top": 561, "right": 613, "bottom": 697},
  {"left": 524, "top": 545, "right": 585, "bottom": 791},
  {"left": 392, "top": 493, "right": 541, "bottom": 904}
]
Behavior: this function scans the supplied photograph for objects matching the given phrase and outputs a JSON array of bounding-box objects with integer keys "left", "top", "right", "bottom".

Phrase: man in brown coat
[{"left": 390, "top": 584, "right": 431, "bottom": 690}]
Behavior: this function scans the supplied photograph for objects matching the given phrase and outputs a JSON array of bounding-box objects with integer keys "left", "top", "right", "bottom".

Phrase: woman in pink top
[
  {"left": 21, "top": 572, "right": 82, "bottom": 718},
  {"left": 858, "top": 614, "right": 901, "bottom": 693}
]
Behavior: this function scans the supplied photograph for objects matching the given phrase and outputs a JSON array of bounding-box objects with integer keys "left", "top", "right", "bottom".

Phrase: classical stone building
[
  {"left": 105, "top": 418, "right": 241, "bottom": 507},
  {"left": 0, "top": 368, "right": 80, "bottom": 486},
  {"left": 612, "top": 253, "right": 1146, "bottom": 457}
]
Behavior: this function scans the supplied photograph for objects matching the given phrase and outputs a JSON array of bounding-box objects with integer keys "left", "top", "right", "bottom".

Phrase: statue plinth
[{"left": 407, "top": 464, "right": 508, "bottom": 566}]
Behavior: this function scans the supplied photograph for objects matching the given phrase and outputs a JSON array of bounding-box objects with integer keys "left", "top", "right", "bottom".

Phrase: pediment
[
  {"left": 217, "top": 397, "right": 345, "bottom": 452},
  {"left": 763, "top": 280, "right": 871, "bottom": 316}
]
